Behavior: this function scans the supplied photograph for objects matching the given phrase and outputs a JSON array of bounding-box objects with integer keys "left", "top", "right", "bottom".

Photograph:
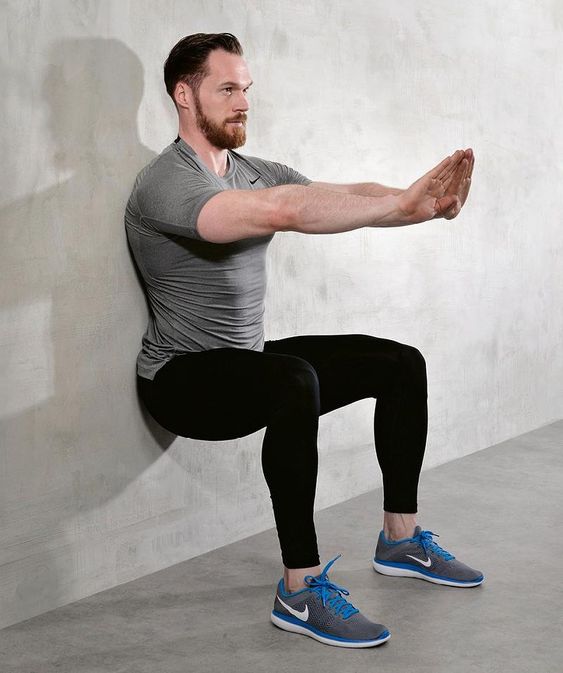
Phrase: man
[{"left": 124, "top": 32, "right": 482, "bottom": 649}]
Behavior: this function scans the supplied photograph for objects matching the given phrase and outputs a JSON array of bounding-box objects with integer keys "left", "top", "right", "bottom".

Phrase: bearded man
[{"left": 124, "top": 32, "right": 482, "bottom": 649}]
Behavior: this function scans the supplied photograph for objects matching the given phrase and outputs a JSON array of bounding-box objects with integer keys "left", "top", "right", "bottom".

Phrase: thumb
[{"left": 435, "top": 194, "right": 459, "bottom": 216}]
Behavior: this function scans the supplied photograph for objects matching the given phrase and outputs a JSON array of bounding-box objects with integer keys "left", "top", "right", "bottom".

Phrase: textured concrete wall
[{"left": 1, "top": 0, "right": 562, "bottom": 628}]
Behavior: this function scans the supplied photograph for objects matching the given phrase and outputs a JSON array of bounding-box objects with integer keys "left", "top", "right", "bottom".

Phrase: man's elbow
[{"left": 268, "top": 184, "right": 301, "bottom": 233}]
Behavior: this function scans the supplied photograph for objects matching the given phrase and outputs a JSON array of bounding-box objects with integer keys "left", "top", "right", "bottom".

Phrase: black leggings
[{"left": 137, "top": 333, "right": 428, "bottom": 569}]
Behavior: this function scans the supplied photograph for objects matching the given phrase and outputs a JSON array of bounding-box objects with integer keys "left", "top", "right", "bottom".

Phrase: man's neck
[{"left": 177, "top": 128, "right": 229, "bottom": 177}]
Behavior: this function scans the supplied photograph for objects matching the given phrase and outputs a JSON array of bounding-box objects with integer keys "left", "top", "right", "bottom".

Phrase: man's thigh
[
  {"left": 148, "top": 347, "right": 310, "bottom": 440},
  {"left": 264, "top": 333, "right": 409, "bottom": 414}
]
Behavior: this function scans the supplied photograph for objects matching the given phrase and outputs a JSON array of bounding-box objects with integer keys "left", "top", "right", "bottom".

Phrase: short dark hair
[{"left": 164, "top": 32, "right": 243, "bottom": 108}]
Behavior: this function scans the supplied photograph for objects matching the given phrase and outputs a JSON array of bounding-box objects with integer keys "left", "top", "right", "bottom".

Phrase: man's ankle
[
  {"left": 284, "top": 564, "right": 321, "bottom": 593},
  {"left": 383, "top": 512, "right": 417, "bottom": 541},
  {"left": 286, "top": 580, "right": 307, "bottom": 593}
]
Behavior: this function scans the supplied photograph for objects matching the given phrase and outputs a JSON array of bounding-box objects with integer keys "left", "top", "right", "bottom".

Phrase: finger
[
  {"left": 465, "top": 157, "right": 472, "bottom": 181},
  {"left": 450, "top": 198, "right": 461, "bottom": 219},
  {"left": 461, "top": 157, "right": 473, "bottom": 194},
  {"left": 438, "top": 162, "right": 459, "bottom": 185},
  {"left": 437, "top": 162, "right": 464, "bottom": 197},
  {"left": 458, "top": 166, "right": 472, "bottom": 205},
  {"left": 443, "top": 158, "right": 468, "bottom": 191},
  {"left": 428, "top": 155, "right": 455, "bottom": 180},
  {"left": 461, "top": 163, "right": 473, "bottom": 203},
  {"left": 456, "top": 162, "right": 467, "bottom": 188},
  {"left": 427, "top": 149, "right": 463, "bottom": 180},
  {"left": 436, "top": 150, "right": 464, "bottom": 181},
  {"left": 441, "top": 169, "right": 458, "bottom": 192},
  {"left": 466, "top": 150, "right": 475, "bottom": 178},
  {"left": 449, "top": 150, "right": 473, "bottom": 188}
]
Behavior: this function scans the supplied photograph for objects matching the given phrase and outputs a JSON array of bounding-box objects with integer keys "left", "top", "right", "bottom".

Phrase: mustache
[{"left": 225, "top": 114, "right": 247, "bottom": 123}]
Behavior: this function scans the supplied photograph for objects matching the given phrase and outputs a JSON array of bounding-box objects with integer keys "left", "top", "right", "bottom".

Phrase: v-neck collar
[{"left": 174, "top": 136, "right": 235, "bottom": 180}]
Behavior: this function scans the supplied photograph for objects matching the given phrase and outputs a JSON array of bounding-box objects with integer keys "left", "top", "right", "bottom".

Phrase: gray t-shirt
[{"left": 124, "top": 136, "right": 312, "bottom": 380}]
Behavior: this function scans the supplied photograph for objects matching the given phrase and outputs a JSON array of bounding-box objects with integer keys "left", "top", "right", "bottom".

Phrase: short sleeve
[
  {"left": 266, "top": 161, "right": 313, "bottom": 187},
  {"left": 135, "top": 164, "right": 224, "bottom": 240},
  {"left": 237, "top": 153, "right": 312, "bottom": 188}
]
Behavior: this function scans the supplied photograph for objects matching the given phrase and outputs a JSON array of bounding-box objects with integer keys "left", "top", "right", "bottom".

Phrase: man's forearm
[
  {"left": 346, "top": 182, "right": 405, "bottom": 198},
  {"left": 273, "top": 184, "right": 408, "bottom": 235}
]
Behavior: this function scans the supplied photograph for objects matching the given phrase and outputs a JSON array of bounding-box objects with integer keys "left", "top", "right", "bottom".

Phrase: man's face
[{"left": 191, "top": 49, "right": 252, "bottom": 150}]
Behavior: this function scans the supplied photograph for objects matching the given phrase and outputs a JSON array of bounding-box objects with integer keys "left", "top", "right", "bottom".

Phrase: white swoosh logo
[
  {"left": 406, "top": 554, "right": 432, "bottom": 567},
  {"left": 278, "top": 597, "right": 309, "bottom": 622}
]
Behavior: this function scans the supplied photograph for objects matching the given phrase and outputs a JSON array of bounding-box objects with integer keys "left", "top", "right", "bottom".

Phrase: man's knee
[
  {"left": 400, "top": 344, "right": 426, "bottom": 368},
  {"left": 359, "top": 334, "right": 426, "bottom": 374},
  {"left": 281, "top": 357, "right": 320, "bottom": 393},
  {"left": 271, "top": 357, "right": 319, "bottom": 407},
  {"left": 397, "top": 344, "right": 427, "bottom": 392}
]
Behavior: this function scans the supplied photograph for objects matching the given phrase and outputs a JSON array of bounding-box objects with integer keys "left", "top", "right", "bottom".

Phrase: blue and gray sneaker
[
  {"left": 271, "top": 555, "right": 390, "bottom": 648},
  {"left": 373, "top": 526, "right": 484, "bottom": 587}
]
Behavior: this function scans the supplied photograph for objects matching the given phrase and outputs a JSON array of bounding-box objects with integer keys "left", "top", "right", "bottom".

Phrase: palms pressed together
[{"left": 398, "top": 148, "right": 475, "bottom": 224}]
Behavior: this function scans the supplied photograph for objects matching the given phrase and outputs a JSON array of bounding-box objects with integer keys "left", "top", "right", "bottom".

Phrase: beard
[{"left": 193, "top": 92, "right": 247, "bottom": 149}]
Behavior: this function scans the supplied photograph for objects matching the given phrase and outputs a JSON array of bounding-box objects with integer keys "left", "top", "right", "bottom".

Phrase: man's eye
[{"left": 223, "top": 87, "right": 232, "bottom": 93}]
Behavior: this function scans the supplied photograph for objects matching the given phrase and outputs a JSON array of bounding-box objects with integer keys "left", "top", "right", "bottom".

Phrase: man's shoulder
[
  {"left": 130, "top": 143, "right": 173, "bottom": 189},
  {"left": 132, "top": 142, "right": 211, "bottom": 198}
]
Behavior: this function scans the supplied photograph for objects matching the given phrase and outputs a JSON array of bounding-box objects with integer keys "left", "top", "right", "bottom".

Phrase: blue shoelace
[
  {"left": 303, "top": 554, "right": 359, "bottom": 620},
  {"left": 417, "top": 530, "right": 455, "bottom": 561}
]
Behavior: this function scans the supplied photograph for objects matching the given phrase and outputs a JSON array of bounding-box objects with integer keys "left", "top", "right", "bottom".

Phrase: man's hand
[
  {"left": 396, "top": 150, "right": 468, "bottom": 225},
  {"left": 434, "top": 148, "right": 474, "bottom": 220}
]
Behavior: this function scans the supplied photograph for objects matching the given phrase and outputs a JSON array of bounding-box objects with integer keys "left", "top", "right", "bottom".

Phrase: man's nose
[{"left": 233, "top": 90, "right": 250, "bottom": 112}]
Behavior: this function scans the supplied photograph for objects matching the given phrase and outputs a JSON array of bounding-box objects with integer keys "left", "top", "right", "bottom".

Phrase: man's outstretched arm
[
  {"left": 309, "top": 147, "right": 473, "bottom": 207},
  {"left": 196, "top": 149, "right": 468, "bottom": 244}
]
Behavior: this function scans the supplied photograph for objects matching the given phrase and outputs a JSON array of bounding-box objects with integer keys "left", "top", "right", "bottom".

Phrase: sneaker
[
  {"left": 373, "top": 526, "right": 484, "bottom": 587},
  {"left": 271, "top": 555, "right": 390, "bottom": 648}
]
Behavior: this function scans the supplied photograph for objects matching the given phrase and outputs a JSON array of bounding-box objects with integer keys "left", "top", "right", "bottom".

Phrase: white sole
[
  {"left": 372, "top": 560, "right": 484, "bottom": 587},
  {"left": 271, "top": 612, "right": 391, "bottom": 648}
]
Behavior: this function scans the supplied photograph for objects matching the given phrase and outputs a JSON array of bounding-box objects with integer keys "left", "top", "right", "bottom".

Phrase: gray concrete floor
[{"left": 1, "top": 420, "right": 562, "bottom": 673}]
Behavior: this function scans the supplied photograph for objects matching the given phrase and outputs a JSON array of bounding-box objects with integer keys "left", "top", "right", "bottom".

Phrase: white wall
[{"left": 1, "top": 0, "right": 562, "bottom": 628}]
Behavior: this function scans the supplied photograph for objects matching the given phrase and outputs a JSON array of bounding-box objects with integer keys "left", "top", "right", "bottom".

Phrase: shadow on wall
[{"left": 0, "top": 37, "right": 178, "bottom": 577}]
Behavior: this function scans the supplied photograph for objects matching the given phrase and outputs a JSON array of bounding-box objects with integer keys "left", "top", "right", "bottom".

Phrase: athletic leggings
[{"left": 137, "top": 333, "right": 428, "bottom": 569}]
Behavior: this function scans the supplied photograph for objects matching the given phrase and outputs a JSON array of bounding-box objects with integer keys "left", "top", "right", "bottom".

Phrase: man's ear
[{"left": 174, "top": 81, "right": 191, "bottom": 111}]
